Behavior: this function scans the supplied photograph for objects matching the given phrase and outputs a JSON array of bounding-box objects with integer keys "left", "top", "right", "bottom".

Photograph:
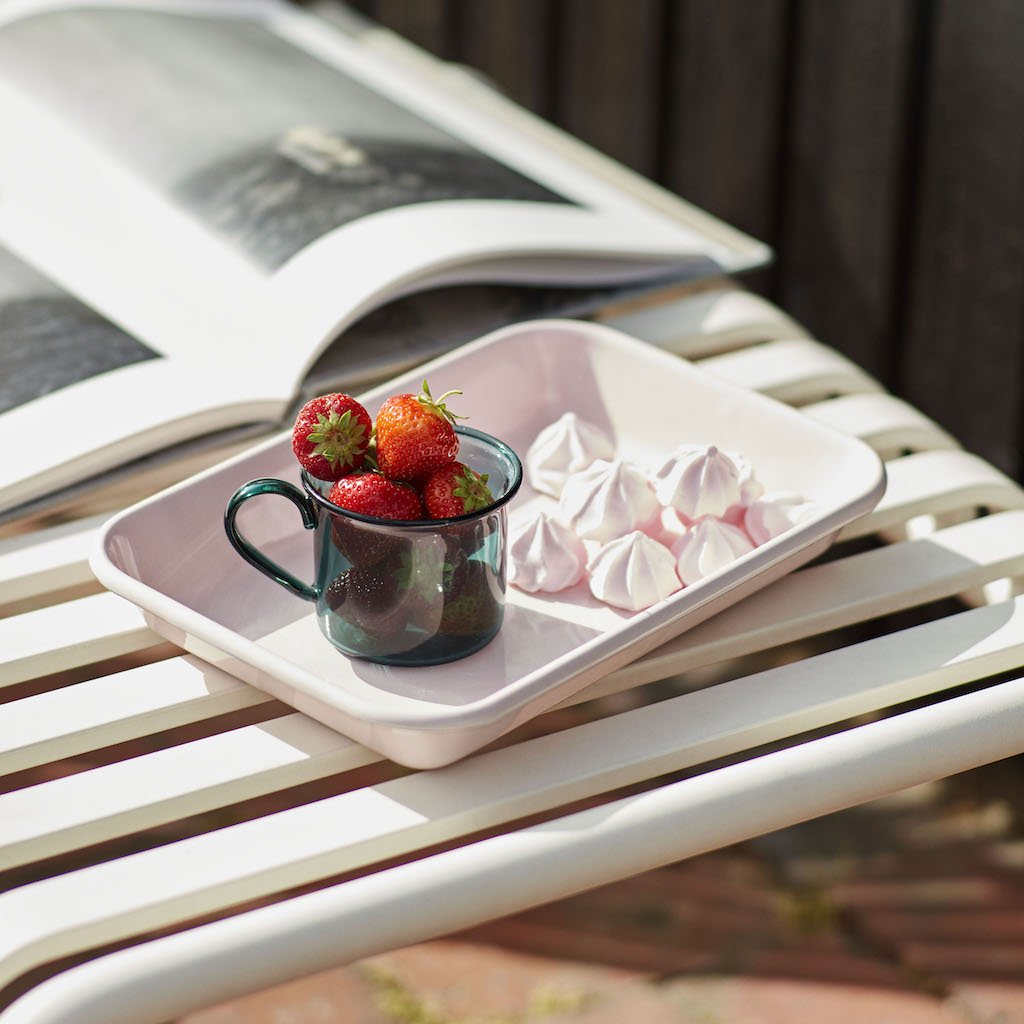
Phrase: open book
[{"left": 0, "top": 0, "right": 770, "bottom": 517}]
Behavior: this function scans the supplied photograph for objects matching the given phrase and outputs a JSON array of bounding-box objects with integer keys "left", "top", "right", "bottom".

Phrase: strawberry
[
  {"left": 292, "top": 393, "right": 372, "bottom": 481},
  {"left": 439, "top": 562, "right": 500, "bottom": 637},
  {"left": 325, "top": 565, "right": 407, "bottom": 642},
  {"left": 374, "top": 379, "right": 463, "bottom": 485},
  {"left": 331, "top": 517, "right": 403, "bottom": 568},
  {"left": 441, "top": 540, "right": 470, "bottom": 596},
  {"left": 328, "top": 472, "right": 423, "bottom": 521},
  {"left": 422, "top": 461, "right": 494, "bottom": 519}
]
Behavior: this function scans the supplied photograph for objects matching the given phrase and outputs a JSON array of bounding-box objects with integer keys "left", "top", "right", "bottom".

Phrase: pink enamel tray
[{"left": 91, "top": 320, "right": 886, "bottom": 767}]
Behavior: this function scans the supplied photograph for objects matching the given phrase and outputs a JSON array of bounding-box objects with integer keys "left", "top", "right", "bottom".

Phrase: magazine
[{"left": 0, "top": 0, "right": 770, "bottom": 517}]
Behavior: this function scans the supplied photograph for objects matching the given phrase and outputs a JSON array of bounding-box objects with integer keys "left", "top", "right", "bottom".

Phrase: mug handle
[{"left": 224, "top": 478, "right": 319, "bottom": 602}]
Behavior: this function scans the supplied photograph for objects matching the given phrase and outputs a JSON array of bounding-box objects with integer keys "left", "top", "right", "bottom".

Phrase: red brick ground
[{"left": 183, "top": 758, "right": 1024, "bottom": 1024}]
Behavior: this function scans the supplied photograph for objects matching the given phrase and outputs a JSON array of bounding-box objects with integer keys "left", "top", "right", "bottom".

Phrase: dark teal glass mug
[{"left": 224, "top": 427, "right": 522, "bottom": 666}]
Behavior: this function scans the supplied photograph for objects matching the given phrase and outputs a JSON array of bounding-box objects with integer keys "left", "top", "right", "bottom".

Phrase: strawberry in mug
[{"left": 225, "top": 381, "right": 521, "bottom": 666}]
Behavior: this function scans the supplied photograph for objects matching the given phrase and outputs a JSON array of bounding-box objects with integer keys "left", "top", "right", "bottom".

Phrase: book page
[
  {"left": 0, "top": 0, "right": 770, "bottom": 515},
  {"left": 297, "top": 280, "right": 667, "bottom": 401},
  {"left": 0, "top": 2, "right": 576, "bottom": 271},
  {"left": 0, "top": 242, "right": 159, "bottom": 416},
  {"left": 0, "top": 0, "right": 761, "bottom": 369}
]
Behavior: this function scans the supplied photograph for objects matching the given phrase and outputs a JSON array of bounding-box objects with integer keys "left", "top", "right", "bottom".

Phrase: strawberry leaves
[
  {"left": 295, "top": 380, "right": 499, "bottom": 523},
  {"left": 305, "top": 408, "right": 368, "bottom": 468},
  {"left": 291, "top": 393, "right": 373, "bottom": 480},
  {"left": 423, "top": 462, "right": 494, "bottom": 519}
]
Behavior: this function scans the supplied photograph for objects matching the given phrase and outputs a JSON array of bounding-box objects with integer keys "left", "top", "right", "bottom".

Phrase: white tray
[{"left": 91, "top": 320, "right": 886, "bottom": 767}]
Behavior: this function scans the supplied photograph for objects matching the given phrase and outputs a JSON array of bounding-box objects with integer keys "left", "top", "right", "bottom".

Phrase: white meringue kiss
[
  {"left": 672, "top": 517, "right": 754, "bottom": 585},
  {"left": 525, "top": 411, "right": 616, "bottom": 498},
  {"left": 744, "top": 491, "right": 815, "bottom": 546},
  {"left": 728, "top": 449, "right": 765, "bottom": 506},
  {"left": 587, "top": 531, "right": 682, "bottom": 611},
  {"left": 652, "top": 444, "right": 744, "bottom": 520},
  {"left": 642, "top": 505, "right": 691, "bottom": 548},
  {"left": 508, "top": 511, "right": 587, "bottom": 593},
  {"left": 559, "top": 458, "right": 660, "bottom": 544}
]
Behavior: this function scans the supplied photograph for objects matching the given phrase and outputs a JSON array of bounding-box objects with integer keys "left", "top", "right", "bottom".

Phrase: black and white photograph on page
[
  {"left": 0, "top": 243, "right": 159, "bottom": 415},
  {"left": 0, "top": 5, "right": 575, "bottom": 271}
]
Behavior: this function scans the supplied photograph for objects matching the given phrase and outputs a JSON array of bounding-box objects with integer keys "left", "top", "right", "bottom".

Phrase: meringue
[
  {"left": 728, "top": 448, "right": 765, "bottom": 506},
  {"left": 525, "top": 412, "right": 615, "bottom": 497},
  {"left": 508, "top": 511, "right": 587, "bottom": 593},
  {"left": 559, "top": 458, "right": 660, "bottom": 543},
  {"left": 672, "top": 517, "right": 754, "bottom": 585},
  {"left": 744, "top": 491, "right": 815, "bottom": 546},
  {"left": 652, "top": 444, "right": 744, "bottom": 520},
  {"left": 587, "top": 531, "right": 682, "bottom": 611}
]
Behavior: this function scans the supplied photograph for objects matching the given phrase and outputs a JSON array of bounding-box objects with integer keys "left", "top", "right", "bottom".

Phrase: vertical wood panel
[
  {"left": 662, "top": 0, "right": 790, "bottom": 254},
  {"left": 776, "top": 0, "right": 920, "bottom": 382},
  {"left": 901, "top": 0, "right": 1024, "bottom": 478},
  {"left": 324, "top": 0, "right": 1024, "bottom": 484},
  {"left": 359, "top": 0, "right": 453, "bottom": 58},
  {"left": 454, "top": 0, "right": 554, "bottom": 117},
  {"left": 552, "top": 0, "right": 667, "bottom": 178}
]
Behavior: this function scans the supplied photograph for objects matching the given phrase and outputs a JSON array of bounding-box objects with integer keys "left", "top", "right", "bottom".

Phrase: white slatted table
[{"left": 3, "top": 284, "right": 1024, "bottom": 1024}]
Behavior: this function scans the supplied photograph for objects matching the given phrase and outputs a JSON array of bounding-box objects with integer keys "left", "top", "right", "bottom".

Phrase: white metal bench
[{"left": 3, "top": 284, "right": 1024, "bottom": 1024}]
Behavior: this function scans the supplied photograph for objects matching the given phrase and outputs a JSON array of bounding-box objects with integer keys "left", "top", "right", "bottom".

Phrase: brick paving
[{"left": 182, "top": 757, "right": 1024, "bottom": 1024}]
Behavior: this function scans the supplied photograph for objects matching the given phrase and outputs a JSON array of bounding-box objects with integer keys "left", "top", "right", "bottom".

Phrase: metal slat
[
  {"left": 0, "top": 656, "right": 268, "bottom": 776},
  {"left": 598, "top": 508, "right": 1024, "bottom": 696},
  {"left": 2, "top": 594, "right": 1024, "bottom": 993},
  {"left": 7, "top": 491, "right": 1024, "bottom": 851},
  {"left": 1, "top": 8, "right": 1022, "bottom": 1016},
  {"left": 0, "top": 592, "right": 161, "bottom": 689},
  {"left": 600, "top": 287, "right": 810, "bottom": 359},
  {"left": 3, "top": 286, "right": 1021, "bottom": 1019},
  {"left": 0, "top": 514, "right": 106, "bottom": 610},
  {"left": 7, "top": 508, "right": 1024, "bottom": 860},
  {"left": 802, "top": 392, "right": 960, "bottom": 458},
  {"left": 841, "top": 450, "right": 1024, "bottom": 541},
  {"left": 699, "top": 337, "right": 884, "bottom": 404},
  {"left": 0, "top": 513, "right": 1005, "bottom": 857},
  {"left": 0, "top": 714, "right": 376, "bottom": 869},
  {"left": 11, "top": 669, "right": 1023, "bottom": 1024}
]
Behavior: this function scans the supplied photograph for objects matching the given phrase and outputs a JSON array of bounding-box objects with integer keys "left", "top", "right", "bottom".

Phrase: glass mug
[{"left": 224, "top": 426, "right": 522, "bottom": 666}]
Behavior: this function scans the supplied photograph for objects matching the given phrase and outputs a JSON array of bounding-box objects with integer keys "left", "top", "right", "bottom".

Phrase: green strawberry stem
[{"left": 419, "top": 379, "right": 467, "bottom": 425}]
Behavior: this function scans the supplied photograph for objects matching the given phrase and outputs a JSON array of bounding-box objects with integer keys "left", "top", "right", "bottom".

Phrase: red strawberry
[
  {"left": 374, "top": 379, "right": 463, "bottom": 485},
  {"left": 441, "top": 540, "right": 470, "bottom": 596},
  {"left": 325, "top": 565, "right": 405, "bottom": 638},
  {"left": 292, "top": 393, "right": 373, "bottom": 481},
  {"left": 439, "top": 561, "right": 500, "bottom": 637},
  {"left": 328, "top": 473, "right": 423, "bottom": 520},
  {"left": 331, "top": 517, "right": 403, "bottom": 568},
  {"left": 423, "top": 461, "right": 494, "bottom": 519}
]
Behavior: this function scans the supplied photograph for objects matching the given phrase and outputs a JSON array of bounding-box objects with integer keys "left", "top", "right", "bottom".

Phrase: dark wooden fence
[{"left": 339, "top": 0, "right": 1024, "bottom": 483}]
